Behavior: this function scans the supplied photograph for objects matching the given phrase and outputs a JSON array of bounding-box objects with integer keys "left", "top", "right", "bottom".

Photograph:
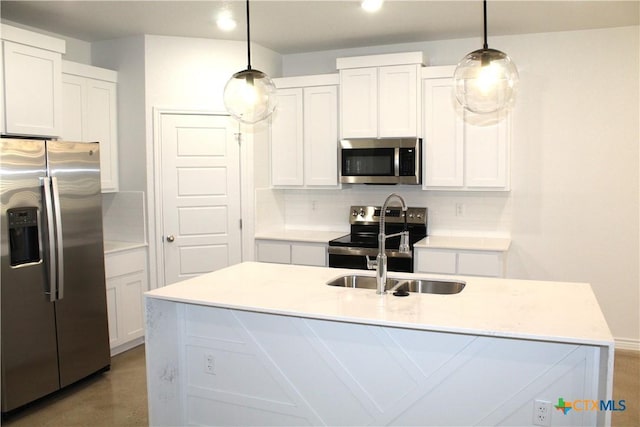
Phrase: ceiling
[{"left": 1, "top": 1, "right": 638, "bottom": 55}]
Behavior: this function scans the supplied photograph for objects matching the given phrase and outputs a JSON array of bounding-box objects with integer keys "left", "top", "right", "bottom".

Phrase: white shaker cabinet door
[
  {"left": 61, "top": 73, "right": 85, "bottom": 141},
  {"left": 423, "top": 77, "right": 464, "bottom": 188},
  {"left": 86, "top": 79, "right": 119, "bottom": 192},
  {"left": 3, "top": 41, "right": 62, "bottom": 137},
  {"left": 303, "top": 85, "right": 338, "bottom": 187},
  {"left": 464, "top": 112, "right": 510, "bottom": 188},
  {"left": 340, "top": 67, "right": 378, "bottom": 138},
  {"left": 378, "top": 64, "right": 419, "bottom": 137},
  {"left": 271, "top": 88, "right": 304, "bottom": 186},
  {"left": 61, "top": 69, "right": 119, "bottom": 193}
]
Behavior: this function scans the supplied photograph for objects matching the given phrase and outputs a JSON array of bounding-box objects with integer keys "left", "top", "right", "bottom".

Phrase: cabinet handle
[{"left": 166, "top": 235, "right": 175, "bottom": 242}]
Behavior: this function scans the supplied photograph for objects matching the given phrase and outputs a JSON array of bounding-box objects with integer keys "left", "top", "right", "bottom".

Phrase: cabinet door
[
  {"left": 414, "top": 249, "right": 457, "bottom": 274},
  {"left": 422, "top": 77, "right": 464, "bottom": 188},
  {"left": 464, "top": 112, "right": 510, "bottom": 189},
  {"left": 61, "top": 73, "right": 86, "bottom": 141},
  {"left": 340, "top": 67, "right": 377, "bottom": 138},
  {"left": 271, "top": 88, "right": 304, "bottom": 186},
  {"left": 86, "top": 79, "right": 119, "bottom": 192},
  {"left": 291, "top": 244, "right": 326, "bottom": 267},
  {"left": 3, "top": 41, "right": 61, "bottom": 137},
  {"left": 256, "top": 241, "right": 291, "bottom": 264},
  {"left": 378, "top": 64, "right": 418, "bottom": 137},
  {"left": 303, "top": 86, "right": 338, "bottom": 187}
]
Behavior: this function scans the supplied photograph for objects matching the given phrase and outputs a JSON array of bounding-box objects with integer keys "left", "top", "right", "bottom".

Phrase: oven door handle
[{"left": 328, "top": 246, "right": 412, "bottom": 259}]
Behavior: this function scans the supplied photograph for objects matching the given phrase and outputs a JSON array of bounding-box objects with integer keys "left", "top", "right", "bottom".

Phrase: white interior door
[{"left": 160, "top": 113, "right": 241, "bottom": 286}]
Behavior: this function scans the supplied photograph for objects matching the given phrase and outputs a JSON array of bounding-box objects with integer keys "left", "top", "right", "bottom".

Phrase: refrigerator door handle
[
  {"left": 51, "top": 177, "right": 65, "bottom": 300},
  {"left": 42, "top": 177, "right": 57, "bottom": 302}
]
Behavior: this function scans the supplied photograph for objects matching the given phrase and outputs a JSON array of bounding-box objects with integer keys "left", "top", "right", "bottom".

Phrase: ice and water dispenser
[{"left": 7, "top": 207, "right": 40, "bottom": 266}]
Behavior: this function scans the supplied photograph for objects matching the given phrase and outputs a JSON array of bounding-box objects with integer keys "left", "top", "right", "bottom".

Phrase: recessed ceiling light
[
  {"left": 361, "top": 0, "right": 383, "bottom": 13},
  {"left": 216, "top": 9, "right": 237, "bottom": 31}
]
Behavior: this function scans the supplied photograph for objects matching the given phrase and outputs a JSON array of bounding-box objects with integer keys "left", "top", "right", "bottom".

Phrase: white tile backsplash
[
  {"left": 102, "top": 191, "right": 147, "bottom": 242},
  {"left": 256, "top": 187, "right": 512, "bottom": 238}
]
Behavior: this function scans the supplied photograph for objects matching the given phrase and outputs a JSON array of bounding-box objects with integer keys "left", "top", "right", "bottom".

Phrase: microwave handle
[{"left": 394, "top": 148, "right": 400, "bottom": 177}]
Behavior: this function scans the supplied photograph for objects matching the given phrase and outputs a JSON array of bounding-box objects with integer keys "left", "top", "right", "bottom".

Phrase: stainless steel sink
[{"left": 326, "top": 275, "right": 465, "bottom": 295}]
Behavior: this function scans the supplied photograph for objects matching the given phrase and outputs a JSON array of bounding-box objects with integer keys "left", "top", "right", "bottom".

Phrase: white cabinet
[
  {"left": 105, "top": 247, "right": 148, "bottom": 355},
  {"left": 1, "top": 25, "right": 65, "bottom": 137},
  {"left": 414, "top": 248, "right": 506, "bottom": 277},
  {"left": 270, "top": 74, "right": 338, "bottom": 188},
  {"left": 256, "top": 240, "right": 327, "bottom": 267},
  {"left": 337, "top": 52, "right": 423, "bottom": 138},
  {"left": 62, "top": 61, "right": 119, "bottom": 193},
  {"left": 422, "top": 66, "right": 510, "bottom": 191}
]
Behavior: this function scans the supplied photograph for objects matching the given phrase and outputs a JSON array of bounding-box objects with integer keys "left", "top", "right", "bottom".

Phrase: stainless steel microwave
[{"left": 339, "top": 138, "right": 422, "bottom": 185}]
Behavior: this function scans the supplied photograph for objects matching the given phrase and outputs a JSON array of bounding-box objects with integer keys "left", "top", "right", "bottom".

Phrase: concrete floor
[
  {"left": 3, "top": 345, "right": 147, "bottom": 427},
  {"left": 2, "top": 345, "right": 638, "bottom": 426}
]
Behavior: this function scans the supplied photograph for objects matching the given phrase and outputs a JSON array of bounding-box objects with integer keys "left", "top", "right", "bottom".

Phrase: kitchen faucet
[{"left": 366, "top": 193, "right": 410, "bottom": 294}]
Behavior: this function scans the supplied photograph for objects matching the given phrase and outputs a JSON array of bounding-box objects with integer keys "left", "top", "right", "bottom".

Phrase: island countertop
[{"left": 145, "top": 261, "right": 613, "bottom": 347}]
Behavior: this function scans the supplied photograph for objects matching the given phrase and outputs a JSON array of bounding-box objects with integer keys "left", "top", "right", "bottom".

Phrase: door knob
[{"left": 166, "top": 235, "right": 175, "bottom": 242}]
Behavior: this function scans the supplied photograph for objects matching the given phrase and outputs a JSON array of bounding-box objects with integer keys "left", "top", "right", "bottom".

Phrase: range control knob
[
  {"left": 352, "top": 210, "right": 358, "bottom": 217},
  {"left": 359, "top": 209, "right": 365, "bottom": 216}
]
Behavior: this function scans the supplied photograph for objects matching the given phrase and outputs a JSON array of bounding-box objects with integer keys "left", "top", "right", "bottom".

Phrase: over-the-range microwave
[{"left": 339, "top": 138, "right": 422, "bottom": 185}]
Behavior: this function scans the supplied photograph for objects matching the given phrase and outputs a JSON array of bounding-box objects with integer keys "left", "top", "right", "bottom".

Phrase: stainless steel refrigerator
[{"left": 1, "top": 138, "right": 110, "bottom": 415}]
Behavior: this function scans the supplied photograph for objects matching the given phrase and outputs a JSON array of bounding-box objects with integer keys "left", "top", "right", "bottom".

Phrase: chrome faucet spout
[{"left": 376, "top": 193, "right": 408, "bottom": 295}]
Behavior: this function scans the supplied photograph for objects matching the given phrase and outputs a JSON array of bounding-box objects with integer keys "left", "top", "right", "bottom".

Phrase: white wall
[{"left": 277, "top": 26, "right": 640, "bottom": 348}]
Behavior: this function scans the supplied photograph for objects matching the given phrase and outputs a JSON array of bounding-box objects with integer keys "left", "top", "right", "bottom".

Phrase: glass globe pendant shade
[
  {"left": 453, "top": 48, "right": 519, "bottom": 114},
  {"left": 223, "top": 68, "right": 277, "bottom": 124}
]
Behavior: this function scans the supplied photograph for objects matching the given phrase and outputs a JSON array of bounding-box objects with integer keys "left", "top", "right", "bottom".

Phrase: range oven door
[{"left": 327, "top": 247, "right": 414, "bottom": 273}]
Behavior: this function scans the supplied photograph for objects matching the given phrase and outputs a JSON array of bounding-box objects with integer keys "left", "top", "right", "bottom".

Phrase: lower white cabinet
[
  {"left": 104, "top": 247, "right": 148, "bottom": 355},
  {"left": 414, "top": 248, "right": 506, "bottom": 277},
  {"left": 256, "top": 240, "right": 327, "bottom": 267}
]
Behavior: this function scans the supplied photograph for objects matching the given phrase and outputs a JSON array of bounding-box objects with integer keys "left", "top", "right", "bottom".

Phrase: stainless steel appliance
[
  {"left": 1, "top": 138, "right": 110, "bottom": 415},
  {"left": 328, "top": 205, "right": 428, "bottom": 272},
  {"left": 339, "top": 138, "right": 422, "bottom": 185}
]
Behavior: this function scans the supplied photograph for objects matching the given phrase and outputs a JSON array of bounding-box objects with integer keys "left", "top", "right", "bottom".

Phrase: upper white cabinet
[
  {"left": 422, "top": 66, "right": 511, "bottom": 191},
  {"left": 62, "top": 61, "right": 119, "bottom": 193},
  {"left": 270, "top": 74, "right": 339, "bottom": 188},
  {"left": 1, "top": 25, "right": 65, "bottom": 138},
  {"left": 337, "top": 52, "right": 423, "bottom": 139}
]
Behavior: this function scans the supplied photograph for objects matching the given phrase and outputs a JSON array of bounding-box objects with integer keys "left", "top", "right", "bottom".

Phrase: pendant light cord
[
  {"left": 246, "top": 0, "right": 252, "bottom": 70},
  {"left": 482, "top": 0, "right": 488, "bottom": 50}
]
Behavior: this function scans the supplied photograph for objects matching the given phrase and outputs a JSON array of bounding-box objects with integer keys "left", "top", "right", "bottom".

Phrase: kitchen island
[{"left": 145, "top": 262, "right": 614, "bottom": 426}]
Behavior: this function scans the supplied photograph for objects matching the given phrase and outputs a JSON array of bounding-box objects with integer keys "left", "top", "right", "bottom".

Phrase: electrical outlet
[
  {"left": 533, "top": 399, "right": 552, "bottom": 426},
  {"left": 455, "top": 203, "right": 465, "bottom": 217},
  {"left": 204, "top": 353, "right": 215, "bottom": 375}
]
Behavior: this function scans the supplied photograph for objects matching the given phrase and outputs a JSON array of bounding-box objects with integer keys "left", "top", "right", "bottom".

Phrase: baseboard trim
[
  {"left": 615, "top": 337, "right": 640, "bottom": 351},
  {"left": 110, "top": 337, "right": 145, "bottom": 357}
]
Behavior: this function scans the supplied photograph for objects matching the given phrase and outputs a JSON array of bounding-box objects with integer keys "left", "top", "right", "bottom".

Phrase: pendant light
[
  {"left": 223, "top": 0, "right": 277, "bottom": 124},
  {"left": 453, "top": 0, "right": 519, "bottom": 114}
]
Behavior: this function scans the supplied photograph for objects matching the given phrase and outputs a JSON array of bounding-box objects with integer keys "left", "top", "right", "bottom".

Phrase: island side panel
[
  {"left": 142, "top": 302, "right": 611, "bottom": 427},
  {"left": 145, "top": 297, "right": 185, "bottom": 426}
]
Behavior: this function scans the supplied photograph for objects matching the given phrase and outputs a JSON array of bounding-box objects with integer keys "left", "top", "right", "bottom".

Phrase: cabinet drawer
[
  {"left": 291, "top": 244, "right": 326, "bottom": 267},
  {"left": 105, "top": 249, "right": 146, "bottom": 278},
  {"left": 458, "top": 252, "right": 502, "bottom": 277},
  {"left": 256, "top": 242, "right": 291, "bottom": 264},
  {"left": 415, "top": 249, "right": 457, "bottom": 274}
]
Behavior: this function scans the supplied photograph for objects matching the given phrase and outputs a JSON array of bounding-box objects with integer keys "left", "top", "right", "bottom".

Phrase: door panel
[
  {"left": 161, "top": 114, "right": 241, "bottom": 286},
  {"left": 0, "top": 139, "right": 60, "bottom": 412},
  {"left": 46, "top": 141, "right": 110, "bottom": 387}
]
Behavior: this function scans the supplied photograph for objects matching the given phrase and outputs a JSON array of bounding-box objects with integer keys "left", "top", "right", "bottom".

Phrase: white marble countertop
[
  {"left": 145, "top": 261, "right": 613, "bottom": 347},
  {"left": 254, "top": 229, "right": 347, "bottom": 244},
  {"left": 414, "top": 235, "right": 511, "bottom": 251},
  {"left": 103, "top": 240, "right": 147, "bottom": 254}
]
